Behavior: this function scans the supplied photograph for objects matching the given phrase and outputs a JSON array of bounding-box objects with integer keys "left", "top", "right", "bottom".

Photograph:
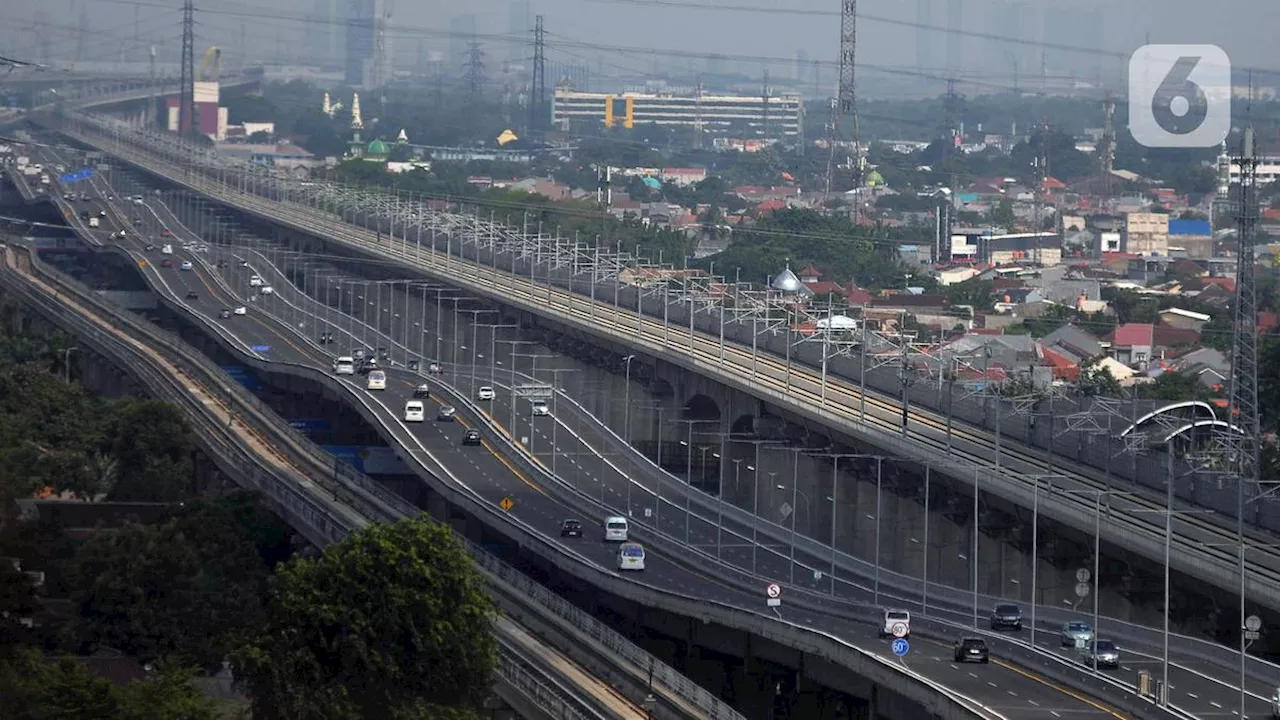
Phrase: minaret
[
  {"left": 322, "top": 92, "right": 331, "bottom": 117},
  {"left": 396, "top": 128, "right": 408, "bottom": 145},
  {"left": 348, "top": 92, "right": 364, "bottom": 158}
]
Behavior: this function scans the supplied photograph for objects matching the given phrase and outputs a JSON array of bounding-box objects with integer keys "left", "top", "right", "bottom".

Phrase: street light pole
[{"left": 622, "top": 355, "right": 636, "bottom": 445}]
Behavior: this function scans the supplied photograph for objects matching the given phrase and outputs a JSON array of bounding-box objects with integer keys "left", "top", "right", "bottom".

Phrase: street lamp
[
  {"left": 670, "top": 417, "right": 715, "bottom": 545},
  {"left": 726, "top": 459, "right": 755, "bottom": 562},
  {"left": 477, "top": 322, "right": 519, "bottom": 388},
  {"left": 621, "top": 354, "right": 636, "bottom": 444}
]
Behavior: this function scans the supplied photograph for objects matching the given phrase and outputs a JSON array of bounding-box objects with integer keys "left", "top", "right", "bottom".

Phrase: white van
[
  {"left": 333, "top": 356, "right": 355, "bottom": 376},
  {"left": 161, "top": 244, "right": 173, "bottom": 255},
  {"left": 403, "top": 400, "right": 425, "bottom": 422},
  {"left": 87, "top": 216, "right": 100, "bottom": 228},
  {"left": 366, "top": 369, "right": 386, "bottom": 391},
  {"left": 603, "top": 516, "right": 629, "bottom": 542},
  {"left": 880, "top": 609, "right": 911, "bottom": 639},
  {"left": 617, "top": 542, "right": 646, "bottom": 571}
]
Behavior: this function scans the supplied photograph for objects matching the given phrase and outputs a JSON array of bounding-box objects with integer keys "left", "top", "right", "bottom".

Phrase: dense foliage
[
  {"left": 69, "top": 492, "right": 289, "bottom": 670},
  {"left": 232, "top": 516, "right": 496, "bottom": 720}
]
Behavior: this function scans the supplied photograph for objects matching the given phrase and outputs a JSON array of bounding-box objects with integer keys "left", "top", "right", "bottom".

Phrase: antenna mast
[{"left": 529, "top": 15, "right": 545, "bottom": 140}]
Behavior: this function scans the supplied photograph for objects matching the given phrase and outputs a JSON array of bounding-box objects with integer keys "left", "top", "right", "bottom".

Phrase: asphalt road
[{"left": 18, "top": 162, "right": 1153, "bottom": 719}]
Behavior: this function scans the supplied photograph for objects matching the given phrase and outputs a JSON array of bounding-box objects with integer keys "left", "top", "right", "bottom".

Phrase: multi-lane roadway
[
  {"left": 68, "top": 117, "right": 1280, "bottom": 638},
  {"left": 15, "top": 157, "right": 1165, "bottom": 718}
]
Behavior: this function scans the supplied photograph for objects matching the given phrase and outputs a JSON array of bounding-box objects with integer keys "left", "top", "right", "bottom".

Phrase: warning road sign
[
  {"left": 499, "top": 496, "right": 515, "bottom": 512},
  {"left": 766, "top": 583, "right": 781, "bottom": 599}
]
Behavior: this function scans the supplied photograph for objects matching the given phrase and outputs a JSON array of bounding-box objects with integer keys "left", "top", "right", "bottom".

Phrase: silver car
[
  {"left": 1061, "top": 621, "right": 1094, "bottom": 648},
  {"left": 1082, "top": 639, "right": 1120, "bottom": 669}
]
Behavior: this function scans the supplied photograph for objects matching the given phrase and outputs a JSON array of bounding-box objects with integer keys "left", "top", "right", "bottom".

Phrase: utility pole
[
  {"left": 1100, "top": 93, "right": 1116, "bottom": 200},
  {"left": 178, "top": 0, "right": 195, "bottom": 136},
  {"left": 529, "top": 15, "right": 545, "bottom": 140},
  {"left": 464, "top": 38, "right": 486, "bottom": 104}
]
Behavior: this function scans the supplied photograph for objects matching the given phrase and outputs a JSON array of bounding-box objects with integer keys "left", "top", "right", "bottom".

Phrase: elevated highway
[
  {"left": 0, "top": 238, "right": 653, "bottom": 720},
  {"left": 48, "top": 117, "right": 1280, "bottom": 628},
  {"left": 3, "top": 133, "right": 1223, "bottom": 718}
]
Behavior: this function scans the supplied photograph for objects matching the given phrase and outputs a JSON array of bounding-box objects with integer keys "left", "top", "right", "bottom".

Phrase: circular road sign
[
  {"left": 766, "top": 583, "right": 781, "bottom": 599},
  {"left": 891, "top": 623, "right": 909, "bottom": 638},
  {"left": 1075, "top": 582, "right": 1091, "bottom": 598},
  {"left": 1076, "top": 568, "right": 1091, "bottom": 584},
  {"left": 892, "top": 638, "right": 910, "bottom": 657},
  {"left": 1246, "top": 615, "right": 1263, "bottom": 633}
]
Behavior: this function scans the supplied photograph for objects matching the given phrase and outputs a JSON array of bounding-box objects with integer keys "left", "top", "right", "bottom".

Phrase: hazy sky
[{"left": 8, "top": 0, "right": 1279, "bottom": 97}]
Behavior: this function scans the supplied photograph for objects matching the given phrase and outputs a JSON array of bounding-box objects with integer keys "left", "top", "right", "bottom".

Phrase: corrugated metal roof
[{"left": 1168, "top": 219, "right": 1211, "bottom": 236}]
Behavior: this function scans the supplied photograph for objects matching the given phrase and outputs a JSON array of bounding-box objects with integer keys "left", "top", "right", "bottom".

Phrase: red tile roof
[
  {"left": 1110, "top": 323, "right": 1154, "bottom": 347},
  {"left": 804, "top": 281, "right": 845, "bottom": 296},
  {"left": 798, "top": 264, "right": 822, "bottom": 278}
]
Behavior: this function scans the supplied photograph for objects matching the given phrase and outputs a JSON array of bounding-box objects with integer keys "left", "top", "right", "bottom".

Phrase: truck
[{"left": 88, "top": 216, "right": 100, "bottom": 228}]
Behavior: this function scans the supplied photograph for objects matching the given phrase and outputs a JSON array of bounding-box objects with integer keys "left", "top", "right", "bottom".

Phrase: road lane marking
[{"left": 992, "top": 658, "right": 1130, "bottom": 719}]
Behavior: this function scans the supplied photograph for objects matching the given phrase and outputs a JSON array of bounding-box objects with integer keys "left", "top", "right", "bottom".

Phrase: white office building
[{"left": 552, "top": 89, "right": 803, "bottom": 143}]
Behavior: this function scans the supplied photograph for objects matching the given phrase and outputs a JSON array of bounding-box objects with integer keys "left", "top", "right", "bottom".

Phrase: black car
[
  {"left": 412, "top": 384, "right": 431, "bottom": 399},
  {"left": 990, "top": 603, "right": 1023, "bottom": 631},
  {"left": 560, "top": 519, "right": 583, "bottom": 538},
  {"left": 185, "top": 290, "right": 198, "bottom": 300},
  {"left": 461, "top": 429, "right": 482, "bottom": 446},
  {"left": 437, "top": 405, "right": 457, "bottom": 421},
  {"left": 357, "top": 358, "right": 378, "bottom": 375},
  {"left": 953, "top": 637, "right": 989, "bottom": 664},
  {"left": 219, "top": 308, "right": 231, "bottom": 319},
  {"left": 377, "top": 347, "right": 390, "bottom": 361},
  {"left": 144, "top": 244, "right": 156, "bottom": 252},
  {"left": 318, "top": 332, "right": 334, "bottom": 344}
]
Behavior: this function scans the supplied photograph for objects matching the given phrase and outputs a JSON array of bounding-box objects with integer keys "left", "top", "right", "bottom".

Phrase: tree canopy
[
  {"left": 0, "top": 648, "right": 217, "bottom": 720},
  {"left": 232, "top": 516, "right": 496, "bottom": 720},
  {"left": 69, "top": 493, "right": 287, "bottom": 670}
]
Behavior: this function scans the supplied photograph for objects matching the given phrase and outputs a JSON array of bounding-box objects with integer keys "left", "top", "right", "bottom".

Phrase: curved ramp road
[{"left": 38, "top": 159, "right": 1156, "bottom": 719}]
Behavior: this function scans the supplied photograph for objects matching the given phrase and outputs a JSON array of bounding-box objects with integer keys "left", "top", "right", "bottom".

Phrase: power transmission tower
[
  {"left": 694, "top": 75, "right": 704, "bottom": 149},
  {"left": 1100, "top": 93, "right": 1116, "bottom": 200},
  {"left": 1033, "top": 119, "right": 1050, "bottom": 231},
  {"left": 761, "top": 70, "right": 771, "bottom": 142},
  {"left": 464, "top": 38, "right": 485, "bottom": 103},
  {"left": 178, "top": 0, "right": 195, "bottom": 136},
  {"left": 942, "top": 78, "right": 961, "bottom": 191},
  {"left": 529, "top": 15, "right": 545, "bottom": 139},
  {"left": 826, "top": 0, "right": 859, "bottom": 205},
  {"left": 1225, "top": 126, "right": 1262, "bottom": 491}
]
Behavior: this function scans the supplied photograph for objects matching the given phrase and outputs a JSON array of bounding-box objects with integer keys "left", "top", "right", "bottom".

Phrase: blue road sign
[
  {"left": 58, "top": 168, "right": 94, "bottom": 184},
  {"left": 250, "top": 344, "right": 270, "bottom": 353},
  {"left": 891, "top": 638, "right": 909, "bottom": 657}
]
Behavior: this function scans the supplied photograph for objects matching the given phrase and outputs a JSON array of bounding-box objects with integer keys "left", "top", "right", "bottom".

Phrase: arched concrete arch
[
  {"left": 683, "top": 393, "right": 722, "bottom": 421},
  {"left": 730, "top": 413, "right": 756, "bottom": 435},
  {"left": 1119, "top": 400, "right": 1218, "bottom": 437}
]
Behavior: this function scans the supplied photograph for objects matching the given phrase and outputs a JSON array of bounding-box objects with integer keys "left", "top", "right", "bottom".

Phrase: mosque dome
[
  {"left": 366, "top": 139, "right": 389, "bottom": 157},
  {"left": 771, "top": 266, "right": 803, "bottom": 293}
]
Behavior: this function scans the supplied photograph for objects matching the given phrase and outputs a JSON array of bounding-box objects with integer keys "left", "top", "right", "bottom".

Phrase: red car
[{"left": 161, "top": 258, "right": 173, "bottom": 268}]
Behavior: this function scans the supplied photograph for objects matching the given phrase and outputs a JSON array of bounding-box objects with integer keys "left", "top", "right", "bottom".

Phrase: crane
[{"left": 197, "top": 46, "right": 221, "bottom": 83}]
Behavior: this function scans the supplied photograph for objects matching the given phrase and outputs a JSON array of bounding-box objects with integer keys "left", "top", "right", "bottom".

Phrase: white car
[
  {"left": 879, "top": 609, "right": 911, "bottom": 639},
  {"left": 403, "top": 400, "right": 425, "bottom": 422},
  {"left": 603, "top": 516, "right": 629, "bottom": 542},
  {"left": 617, "top": 542, "right": 646, "bottom": 571},
  {"left": 232, "top": 306, "right": 247, "bottom": 315},
  {"left": 333, "top": 356, "right": 355, "bottom": 376},
  {"left": 476, "top": 386, "right": 495, "bottom": 401},
  {"left": 180, "top": 260, "right": 193, "bottom": 271},
  {"left": 259, "top": 286, "right": 274, "bottom": 295},
  {"left": 249, "top": 275, "right": 263, "bottom": 287},
  {"left": 531, "top": 400, "right": 550, "bottom": 417}
]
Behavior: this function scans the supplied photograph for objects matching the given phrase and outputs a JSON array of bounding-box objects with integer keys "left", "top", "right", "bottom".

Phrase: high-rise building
[
  {"left": 344, "top": 0, "right": 379, "bottom": 88},
  {"left": 915, "top": 0, "right": 934, "bottom": 75},
  {"left": 450, "top": 14, "right": 477, "bottom": 75},
  {"left": 507, "top": 1, "right": 531, "bottom": 64},
  {"left": 306, "top": 0, "right": 333, "bottom": 67},
  {"left": 945, "top": 0, "right": 962, "bottom": 75},
  {"left": 794, "top": 49, "right": 808, "bottom": 84}
]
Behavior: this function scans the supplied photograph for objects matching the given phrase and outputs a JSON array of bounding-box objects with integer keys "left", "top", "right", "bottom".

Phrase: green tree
[
  {"left": 106, "top": 400, "right": 194, "bottom": 502},
  {"left": 70, "top": 496, "right": 276, "bottom": 669},
  {"left": 989, "top": 196, "right": 1015, "bottom": 228},
  {"left": 1079, "top": 356, "right": 1123, "bottom": 397},
  {"left": 232, "top": 516, "right": 496, "bottom": 720},
  {"left": 0, "top": 648, "right": 216, "bottom": 720}
]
